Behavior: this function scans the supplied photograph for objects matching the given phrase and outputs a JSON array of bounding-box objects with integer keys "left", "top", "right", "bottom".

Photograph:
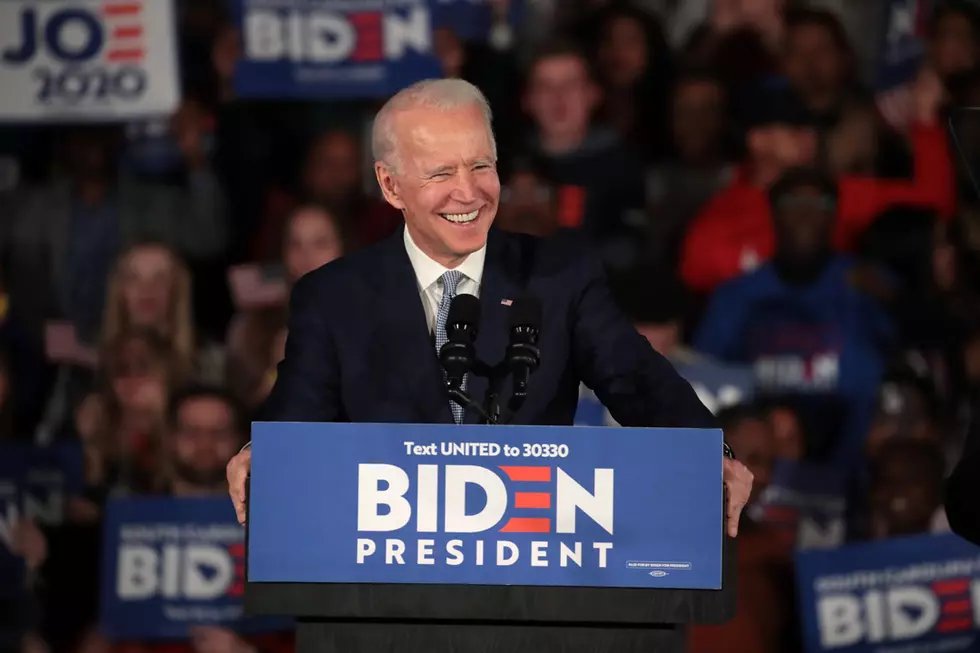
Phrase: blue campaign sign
[
  {"left": 753, "top": 460, "right": 846, "bottom": 550},
  {"left": 0, "top": 441, "right": 84, "bottom": 599},
  {"left": 100, "top": 497, "right": 291, "bottom": 641},
  {"left": 876, "top": 0, "right": 928, "bottom": 93},
  {"left": 247, "top": 422, "right": 725, "bottom": 590},
  {"left": 430, "top": 0, "right": 523, "bottom": 42},
  {"left": 796, "top": 533, "right": 980, "bottom": 653},
  {"left": 232, "top": 0, "right": 443, "bottom": 99},
  {"left": 674, "top": 359, "right": 755, "bottom": 415},
  {"left": 574, "top": 359, "right": 754, "bottom": 426}
]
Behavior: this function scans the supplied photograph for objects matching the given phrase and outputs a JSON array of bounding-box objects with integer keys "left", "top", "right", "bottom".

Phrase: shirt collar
[{"left": 403, "top": 225, "right": 486, "bottom": 292}]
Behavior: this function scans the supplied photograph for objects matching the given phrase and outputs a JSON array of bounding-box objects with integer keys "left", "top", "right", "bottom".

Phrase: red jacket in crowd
[{"left": 679, "top": 123, "right": 956, "bottom": 293}]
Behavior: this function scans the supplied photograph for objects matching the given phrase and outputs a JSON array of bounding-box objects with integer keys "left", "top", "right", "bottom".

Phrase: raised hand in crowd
[{"left": 913, "top": 65, "right": 947, "bottom": 126}]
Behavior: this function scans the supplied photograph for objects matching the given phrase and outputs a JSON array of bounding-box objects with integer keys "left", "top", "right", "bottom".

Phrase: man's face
[
  {"left": 304, "top": 132, "right": 361, "bottom": 205},
  {"left": 172, "top": 397, "right": 239, "bottom": 489},
  {"left": 727, "top": 417, "right": 775, "bottom": 507},
  {"left": 523, "top": 56, "right": 599, "bottom": 142},
  {"left": 784, "top": 24, "right": 846, "bottom": 108},
  {"left": 871, "top": 454, "right": 940, "bottom": 538},
  {"left": 772, "top": 184, "right": 835, "bottom": 260},
  {"left": 635, "top": 322, "right": 679, "bottom": 357},
  {"left": 672, "top": 80, "right": 724, "bottom": 162},
  {"left": 932, "top": 12, "right": 977, "bottom": 79},
  {"left": 375, "top": 104, "right": 499, "bottom": 265}
]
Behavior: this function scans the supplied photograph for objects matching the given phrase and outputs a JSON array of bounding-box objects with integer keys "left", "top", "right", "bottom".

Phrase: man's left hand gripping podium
[{"left": 243, "top": 422, "right": 737, "bottom": 653}]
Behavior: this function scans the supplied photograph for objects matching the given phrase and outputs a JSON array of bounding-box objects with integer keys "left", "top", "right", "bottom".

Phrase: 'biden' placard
[{"left": 246, "top": 423, "right": 724, "bottom": 590}]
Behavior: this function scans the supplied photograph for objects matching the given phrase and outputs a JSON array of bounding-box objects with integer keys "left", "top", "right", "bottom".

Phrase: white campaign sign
[{"left": 0, "top": 0, "right": 179, "bottom": 121}]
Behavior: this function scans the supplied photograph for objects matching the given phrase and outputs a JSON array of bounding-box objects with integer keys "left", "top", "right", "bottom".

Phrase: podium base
[{"left": 296, "top": 621, "right": 685, "bottom": 653}]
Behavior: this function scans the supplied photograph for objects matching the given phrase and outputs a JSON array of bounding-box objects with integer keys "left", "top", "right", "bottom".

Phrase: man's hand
[
  {"left": 226, "top": 448, "right": 251, "bottom": 525},
  {"left": 724, "top": 458, "right": 754, "bottom": 537},
  {"left": 190, "top": 626, "right": 256, "bottom": 653}
]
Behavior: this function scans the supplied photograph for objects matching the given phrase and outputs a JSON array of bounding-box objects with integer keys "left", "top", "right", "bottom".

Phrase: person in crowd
[
  {"left": 929, "top": 1, "right": 980, "bottom": 84},
  {"left": 761, "top": 399, "right": 806, "bottom": 462},
  {"left": 225, "top": 204, "right": 344, "bottom": 407},
  {"left": 252, "top": 129, "right": 402, "bottom": 260},
  {"left": 495, "top": 157, "right": 559, "bottom": 236},
  {"left": 689, "top": 402, "right": 796, "bottom": 653},
  {"left": 589, "top": 2, "right": 674, "bottom": 162},
  {"left": 645, "top": 70, "right": 736, "bottom": 269},
  {"left": 679, "top": 66, "right": 953, "bottom": 294},
  {"left": 519, "top": 41, "right": 648, "bottom": 271},
  {"left": 865, "top": 365, "right": 943, "bottom": 460},
  {"left": 102, "top": 243, "right": 202, "bottom": 386},
  {"left": 869, "top": 438, "right": 945, "bottom": 540},
  {"left": 694, "top": 167, "right": 897, "bottom": 467},
  {"left": 281, "top": 204, "right": 346, "bottom": 284},
  {"left": 779, "top": 7, "right": 857, "bottom": 127},
  {"left": 610, "top": 271, "right": 696, "bottom": 362},
  {"left": 78, "top": 329, "right": 179, "bottom": 499},
  {"left": 0, "top": 123, "right": 227, "bottom": 344}
]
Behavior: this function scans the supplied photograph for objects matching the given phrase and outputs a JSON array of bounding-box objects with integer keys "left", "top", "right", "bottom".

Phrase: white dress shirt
[{"left": 403, "top": 226, "right": 485, "bottom": 335}]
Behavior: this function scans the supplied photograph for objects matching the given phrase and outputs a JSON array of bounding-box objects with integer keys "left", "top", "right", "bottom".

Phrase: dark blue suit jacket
[{"left": 263, "top": 226, "right": 715, "bottom": 429}]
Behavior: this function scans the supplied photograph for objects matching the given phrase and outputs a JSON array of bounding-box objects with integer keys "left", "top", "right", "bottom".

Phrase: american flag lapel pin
[{"left": 500, "top": 299, "right": 513, "bottom": 306}]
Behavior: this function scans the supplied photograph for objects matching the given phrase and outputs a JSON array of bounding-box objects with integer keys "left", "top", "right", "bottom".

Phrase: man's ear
[{"left": 375, "top": 162, "right": 406, "bottom": 210}]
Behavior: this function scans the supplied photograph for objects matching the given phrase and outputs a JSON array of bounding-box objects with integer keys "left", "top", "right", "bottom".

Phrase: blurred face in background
[
  {"left": 932, "top": 11, "right": 978, "bottom": 80},
  {"left": 303, "top": 131, "right": 362, "bottom": 207},
  {"left": 171, "top": 396, "right": 239, "bottom": 489},
  {"left": 772, "top": 184, "right": 835, "bottom": 263},
  {"left": 64, "top": 128, "right": 119, "bottom": 184},
  {"left": 497, "top": 170, "right": 556, "bottom": 236},
  {"left": 524, "top": 55, "right": 599, "bottom": 145},
  {"left": 866, "top": 383, "right": 939, "bottom": 457},
  {"left": 109, "top": 335, "right": 168, "bottom": 418},
  {"left": 376, "top": 104, "right": 499, "bottom": 267},
  {"left": 870, "top": 449, "right": 941, "bottom": 538},
  {"left": 283, "top": 206, "right": 343, "bottom": 282},
  {"left": 783, "top": 22, "right": 848, "bottom": 111},
  {"left": 597, "top": 15, "right": 648, "bottom": 89},
  {"left": 727, "top": 417, "right": 775, "bottom": 507},
  {"left": 963, "top": 332, "right": 980, "bottom": 389},
  {"left": 433, "top": 27, "right": 465, "bottom": 78},
  {"left": 671, "top": 79, "right": 725, "bottom": 163},
  {"left": 211, "top": 24, "right": 241, "bottom": 84},
  {"left": 747, "top": 125, "right": 817, "bottom": 186},
  {"left": 120, "top": 245, "right": 176, "bottom": 330},
  {"left": 768, "top": 405, "right": 805, "bottom": 460}
]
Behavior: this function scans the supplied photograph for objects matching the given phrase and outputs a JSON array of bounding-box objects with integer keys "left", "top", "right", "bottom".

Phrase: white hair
[{"left": 371, "top": 78, "right": 497, "bottom": 174}]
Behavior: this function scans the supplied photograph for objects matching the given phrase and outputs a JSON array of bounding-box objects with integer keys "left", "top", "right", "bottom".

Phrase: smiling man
[{"left": 227, "top": 79, "right": 751, "bottom": 652}]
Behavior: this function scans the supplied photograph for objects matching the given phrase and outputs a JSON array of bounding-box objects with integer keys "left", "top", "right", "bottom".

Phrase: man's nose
[{"left": 450, "top": 170, "right": 479, "bottom": 204}]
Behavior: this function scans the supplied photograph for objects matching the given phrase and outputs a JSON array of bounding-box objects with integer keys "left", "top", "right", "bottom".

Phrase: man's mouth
[{"left": 440, "top": 210, "right": 480, "bottom": 224}]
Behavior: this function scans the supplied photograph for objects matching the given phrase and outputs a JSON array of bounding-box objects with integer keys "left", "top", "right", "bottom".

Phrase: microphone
[
  {"left": 439, "top": 294, "right": 490, "bottom": 422},
  {"left": 505, "top": 296, "right": 542, "bottom": 416}
]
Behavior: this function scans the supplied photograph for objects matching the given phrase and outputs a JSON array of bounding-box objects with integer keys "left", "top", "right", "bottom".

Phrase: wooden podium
[{"left": 243, "top": 422, "right": 737, "bottom": 653}]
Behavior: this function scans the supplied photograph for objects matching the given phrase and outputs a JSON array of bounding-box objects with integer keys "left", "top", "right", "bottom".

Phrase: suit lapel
[
  {"left": 368, "top": 227, "right": 453, "bottom": 424},
  {"left": 466, "top": 229, "right": 523, "bottom": 424}
]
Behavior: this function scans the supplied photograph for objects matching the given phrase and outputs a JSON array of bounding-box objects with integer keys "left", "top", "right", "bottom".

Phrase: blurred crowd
[{"left": 2, "top": 0, "right": 980, "bottom": 652}]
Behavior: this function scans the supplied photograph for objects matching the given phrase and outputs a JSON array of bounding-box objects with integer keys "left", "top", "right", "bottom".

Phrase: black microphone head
[
  {"left": 447, "top": 293, "right": 481, "bottom": 339},
  {"left": 508, "top": 296, "right": 542, "bottom": 331}
]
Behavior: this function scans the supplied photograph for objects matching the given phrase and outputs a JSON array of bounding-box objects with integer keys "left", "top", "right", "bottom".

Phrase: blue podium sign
[{"left": 247, "top": 423, "right": 724, "bottom": 590}]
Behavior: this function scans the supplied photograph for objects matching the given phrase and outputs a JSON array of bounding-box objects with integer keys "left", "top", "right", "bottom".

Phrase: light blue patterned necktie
[{"left": 434, "top": 270, "right": 465, "bottom": 424}]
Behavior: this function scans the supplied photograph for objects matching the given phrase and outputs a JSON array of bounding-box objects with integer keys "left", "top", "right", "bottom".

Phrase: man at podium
[{"left": 226, "top": 78, "right": 752, "bottom": 652}]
